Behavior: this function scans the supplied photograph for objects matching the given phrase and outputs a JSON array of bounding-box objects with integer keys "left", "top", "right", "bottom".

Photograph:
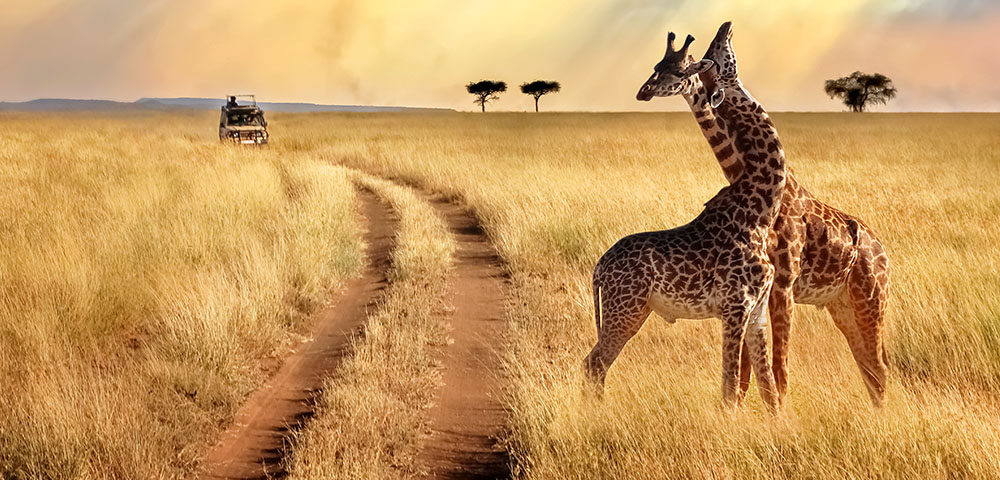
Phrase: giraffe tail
[
  {"left": 847, "top": 218, "right": 861, "bottom": 246},
  {"left": 594, "top": 285, "right": 603, "bottom": 334},
  {"left": 846, "top": 218, "right": 862, "bottom": 272}
]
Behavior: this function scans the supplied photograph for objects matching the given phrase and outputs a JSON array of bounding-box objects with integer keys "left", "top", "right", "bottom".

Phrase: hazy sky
[{"left": 1, "top": 0, "right": 997, "bottom": 111}]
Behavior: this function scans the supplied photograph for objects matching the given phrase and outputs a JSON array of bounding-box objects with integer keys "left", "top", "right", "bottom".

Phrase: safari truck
[{"left": 219, "top": 94, "right": 269, "bottom": 145}]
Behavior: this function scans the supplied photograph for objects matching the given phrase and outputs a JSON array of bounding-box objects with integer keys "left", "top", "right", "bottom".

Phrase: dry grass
[
  {"left": 0, "top": 112, "right": 362, "bottom": 478},
  {"left": 276, "top": 111, "right": 1000, "bottom": 479},
  {"left": 3, "top": 110, "right": 998, "bottom": 479},
  {"left": 285, "top": 170, "right": 455, "bottom": 479}
]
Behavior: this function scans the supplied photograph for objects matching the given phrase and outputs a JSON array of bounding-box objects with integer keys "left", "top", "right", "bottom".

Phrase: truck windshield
[{"left": 228, "top": 113, "right": 263, "bottom": 126}]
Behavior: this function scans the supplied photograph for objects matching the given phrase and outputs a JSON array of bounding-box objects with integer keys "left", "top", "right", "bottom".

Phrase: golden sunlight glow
[{"left": 0, "top": 0, "right": 996, "bottom": 111}]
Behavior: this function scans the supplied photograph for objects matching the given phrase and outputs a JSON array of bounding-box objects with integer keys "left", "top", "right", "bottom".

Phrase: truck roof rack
[{"left": 226, "top": 94, "right": 257, "bottom": 106}]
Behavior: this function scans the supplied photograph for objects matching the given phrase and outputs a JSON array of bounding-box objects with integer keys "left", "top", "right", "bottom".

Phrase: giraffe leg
[
  {"left": 719, "top": 309, "right": 747, "bottom": 409},
  {"left": 768, "top": 243, "right": 800, "bottom": 406},
  {"left": 846, "top": 242, "right": 890, "bottom": 407},
  {"left": 827, "top": 296, "right": 886, "bottom": 407},
  {"left": 744, "top": 291, "right": 779, "bottom": 413},
  {"left": 737, "top": 339, "right": 752, "bottom": 406},
  {"left": 584, "top": 302, "right": 652, "bottom": 393},
  {"left": 768, "top": 286, "right": 794, "bottom": 405},
  {"left": 721, "top": 285, "right": 774, "bottom": 411},
  {"left": 737, "top": 285, "right": 792, "bottom": 407},
  {"left": 740, "top": 248, "right": 798, "bottom": 407}
]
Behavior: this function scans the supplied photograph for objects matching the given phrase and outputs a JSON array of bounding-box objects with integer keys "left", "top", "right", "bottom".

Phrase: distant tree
[
  {"left": 824, "top": 71, "right": 897, "bottom": 112},
  {"left": 519, "top": 80, "right": 561, "bottom": 112},
  {"left": 466, "top": 80, "right": 507, "bottom": 112}
]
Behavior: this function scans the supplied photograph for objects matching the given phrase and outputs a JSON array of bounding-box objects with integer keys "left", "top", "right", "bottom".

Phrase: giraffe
[
  {"left": 584, "top": 26, "right": 788, "bottom": 413},
  {"left": 636, "top": 22, "right": 891, "bottom": 407}
]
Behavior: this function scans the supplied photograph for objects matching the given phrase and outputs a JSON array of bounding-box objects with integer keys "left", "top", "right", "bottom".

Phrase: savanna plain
[{"left": 1, "top": 110, "right": 998, "bottom": 479}]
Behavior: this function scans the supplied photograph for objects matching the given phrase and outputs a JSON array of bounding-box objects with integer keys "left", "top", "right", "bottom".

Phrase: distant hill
[
  {"left": 0, "top": 98, "right": 140, "bottom": 111},
  {"left": 0, "top": 97, "right": 454, "bottom": 113}
]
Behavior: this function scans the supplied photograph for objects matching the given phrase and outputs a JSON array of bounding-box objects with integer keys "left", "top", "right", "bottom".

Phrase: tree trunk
[{"left": 534, "top": 96, "right": 539, "bottom": 112}]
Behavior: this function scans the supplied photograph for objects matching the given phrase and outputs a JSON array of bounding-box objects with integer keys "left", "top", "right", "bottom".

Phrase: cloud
[
  {"left": 0, "top": 0, "right": 995, "bottom": 111},
  {"left": 874, "top": 0, "right": 995, "bottom": 20}
]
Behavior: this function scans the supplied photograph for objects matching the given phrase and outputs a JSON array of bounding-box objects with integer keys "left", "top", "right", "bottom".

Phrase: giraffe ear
[
  {"left": 710, "top": 88, "right": 725, "bottom": 108},
  {"left": 682, "top": 59, "right": 714, "bottom": 77}
]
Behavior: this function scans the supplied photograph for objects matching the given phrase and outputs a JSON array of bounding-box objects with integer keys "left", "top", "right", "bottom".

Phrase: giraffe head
[
  {"left": 636, "top": 32, "right": 714, "bottom": 101},
  {"left": 700, "top": 21, "right": 739, "bottom": 108}
]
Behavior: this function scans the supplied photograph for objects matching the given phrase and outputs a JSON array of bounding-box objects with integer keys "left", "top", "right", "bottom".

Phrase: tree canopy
[
  {"left": 824, "top": 71, "right": 897, "bottom": 112},
  {"left": 466, "top": 80, "right": 507, "bottom": 112},
  {"left": 520, "top": 80, "right": 561, "bottom": 112}
]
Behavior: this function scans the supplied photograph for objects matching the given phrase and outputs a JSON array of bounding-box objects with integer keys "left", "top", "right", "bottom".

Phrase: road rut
[
  {"left": 418, "top": 194, "right": 510, "bottom": 480},
  {"left": 198, "top": 188, "right": 396, "bottom": 479}
]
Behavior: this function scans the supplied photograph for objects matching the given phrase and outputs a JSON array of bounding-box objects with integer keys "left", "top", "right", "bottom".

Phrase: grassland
[
  {"left": 0, "top": 112, "right": 362, "bottom": 478},
  {"left": 278, "top": 111, "right": 1000, "bottom": 478},
  {"left": 2, "top": 110, "right": 998, "bottom": 479}
]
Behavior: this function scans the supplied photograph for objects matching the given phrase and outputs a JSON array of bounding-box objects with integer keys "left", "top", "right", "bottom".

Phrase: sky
[{"left": 0, "top": 0, "right": 997, "bottom": 111}]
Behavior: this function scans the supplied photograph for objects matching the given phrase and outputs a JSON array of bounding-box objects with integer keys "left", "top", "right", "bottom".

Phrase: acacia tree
[
  {"left": 520, "top": 80, "right": 561, "bottom": 112},
  {"left": 466, "top": 80, "right": 507, "bottom": 112},
  {"left": 824, "top": 71, "right": 897, "bottom": 112}
]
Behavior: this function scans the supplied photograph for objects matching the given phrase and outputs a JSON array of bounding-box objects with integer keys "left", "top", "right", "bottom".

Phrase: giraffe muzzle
[{"left": 636, "top": 85, "right": 654, "bottom": 101}]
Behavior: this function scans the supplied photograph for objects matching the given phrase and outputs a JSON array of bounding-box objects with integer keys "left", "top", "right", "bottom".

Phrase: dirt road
[
  {"left": 197, "top": 182, "right": 510, "bottom": 480},
  {"left": 198, "top": 189, "right": 396, "bottom": 479}
]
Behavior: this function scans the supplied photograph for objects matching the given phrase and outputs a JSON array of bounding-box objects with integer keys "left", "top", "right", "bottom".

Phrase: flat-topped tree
[
  {"left": 520, "top": 80, "right": 561, "bottom": 112},
  {"left": 825, "top": 72, "right": 897, "bottom": 112},
  {"left": 466, "top": 80, "right": 507, "bottom": 112}
]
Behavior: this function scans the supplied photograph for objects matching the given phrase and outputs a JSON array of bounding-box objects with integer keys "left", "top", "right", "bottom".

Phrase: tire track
[
  {"left": 197, "top": 188, "right": 396, "bottom": 480},
  {"left": 418, "top": 194, "right": 511, "bottom": 480}
]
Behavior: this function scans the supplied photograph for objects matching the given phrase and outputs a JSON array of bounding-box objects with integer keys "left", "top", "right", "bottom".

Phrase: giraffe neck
[
  {"left": 699, "top": 71, "right": 786, "bottom": 230},
  {"left": 680, "top": 75, "right": 742, "bottom": 183}
]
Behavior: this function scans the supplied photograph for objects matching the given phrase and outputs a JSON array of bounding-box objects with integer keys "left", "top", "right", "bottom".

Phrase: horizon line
[{"left": 0, "top": 96, "right": 997, "bottom": 114}]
